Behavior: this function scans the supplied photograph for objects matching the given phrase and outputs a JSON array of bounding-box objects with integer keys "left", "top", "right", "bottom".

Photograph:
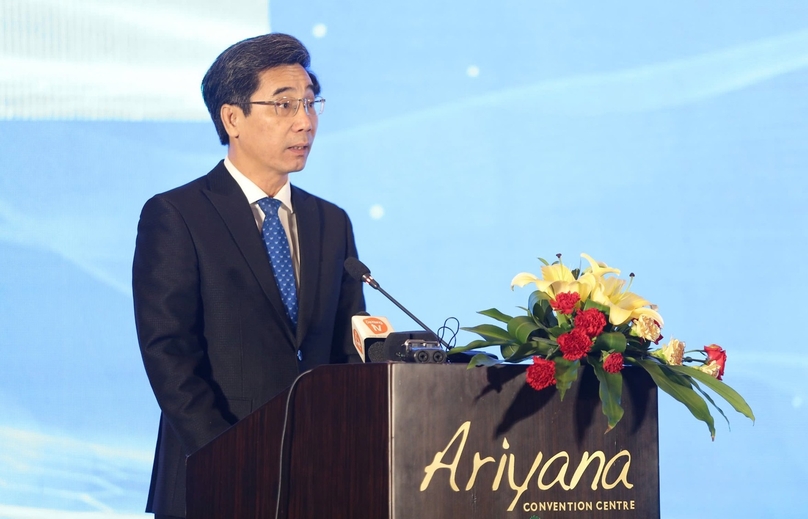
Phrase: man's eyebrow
[{"left": 271, "top": 85, "right": 315, "bottom": 97}]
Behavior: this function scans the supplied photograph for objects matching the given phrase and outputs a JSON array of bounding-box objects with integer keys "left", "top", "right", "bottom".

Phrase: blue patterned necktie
[{"left": 256, "top": 197, "right": 298, "bottom": 328}]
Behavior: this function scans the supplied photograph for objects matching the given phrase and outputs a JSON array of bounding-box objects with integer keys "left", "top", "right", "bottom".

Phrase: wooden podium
[{"left": 186, "top": 363, "right": 659, "bottom": 519}]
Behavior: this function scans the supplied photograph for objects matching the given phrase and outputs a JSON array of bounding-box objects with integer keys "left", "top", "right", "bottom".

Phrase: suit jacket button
[{"left": 297, "top": 350, "right": 303, "bottom": 361}]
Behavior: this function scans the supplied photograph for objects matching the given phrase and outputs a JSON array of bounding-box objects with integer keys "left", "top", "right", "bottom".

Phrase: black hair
[{"left": 201, "top": 33, "right": 321, "bottom": 145}]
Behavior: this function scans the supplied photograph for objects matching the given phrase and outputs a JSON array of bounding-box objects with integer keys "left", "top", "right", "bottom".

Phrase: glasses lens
[
  {"left": 313, "top": 97, "right": 325, "bottom": 115},
  {"left": 271, "top": 97, "right": 324, "bottom": 116},
  {"left": 273, "top": 98, "right": 296, "bottom": 117},
  {"left": 302, "top": 98, "right": 324, "bottom": 116}
]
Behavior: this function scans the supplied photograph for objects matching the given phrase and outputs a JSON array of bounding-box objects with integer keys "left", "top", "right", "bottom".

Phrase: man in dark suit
[{"left": 132, "top": 33, "right": 365, "bottom": 519}]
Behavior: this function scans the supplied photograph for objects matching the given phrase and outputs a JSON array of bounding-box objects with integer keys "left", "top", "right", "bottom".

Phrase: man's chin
[{"left": 286, "top": 158, "right": 309, "bottom": 174}]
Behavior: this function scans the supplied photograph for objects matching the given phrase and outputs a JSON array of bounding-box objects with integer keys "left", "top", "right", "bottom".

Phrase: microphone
[
  {"left": 344, "top": 258, "right": 380, "bottom": 289},
  {"left": 351, "top": 312, "right": 394, "bottom": 362},
  {"left": 344, "top": 257, "right": 451, "bottom": 350},
  {"left": 352, "top": 311, "right": 444, "bottom": 362}
]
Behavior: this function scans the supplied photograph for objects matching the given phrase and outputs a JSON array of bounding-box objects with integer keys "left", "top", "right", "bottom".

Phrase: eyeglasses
[{"left": 248, "top": 96, "right": 325, "bottom": 117}]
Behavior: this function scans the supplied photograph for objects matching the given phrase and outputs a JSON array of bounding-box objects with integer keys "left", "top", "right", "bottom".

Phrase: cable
[
  {"left": 437, "top": 316, "right": 460, "bottom": 350},
  {"left": 273, "top": 369, "right": 311, "bottom": 519}
]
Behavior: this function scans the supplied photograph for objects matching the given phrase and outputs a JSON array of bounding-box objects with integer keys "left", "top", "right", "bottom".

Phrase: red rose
[
  {"left": 574, "top": 308, "right": 607, "bottom": 338},
  {"left": 704, "top": 344, "right": 727, "bottom": 380},
  {"left": 551, "top": 292, "right": 580, "bottom": 315},
  {"left": 557, "top": 328, "right": 592, "bottom": 361},
  {"left": 526, "top": 356, "right": 557, "bottom": 391},
  {"left": 602, "top": 352, "right": 624, "bottom": 374}
]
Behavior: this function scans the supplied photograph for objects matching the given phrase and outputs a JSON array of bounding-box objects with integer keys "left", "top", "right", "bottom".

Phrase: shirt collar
[{"left": 224, "top": 156, "right": 294, "bottom": 213}]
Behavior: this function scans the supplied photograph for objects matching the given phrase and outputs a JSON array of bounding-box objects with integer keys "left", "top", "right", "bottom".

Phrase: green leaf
[
  {"left": 548, "top": 323, "right": 573, "bottom": 338},
  {"left": 554, "top": 358, "right": 580, "bottom": 400},
  {"left": 593, "top": 332, "right": 627, "bottom": 353},
  {"left": 461, "top": 324, "right": 511, "bottom": 342},
  {"left": 625, "top": 337, "right": 649, "bottom": 355},
  {"left": 448, "top": 340, "right": 503, "bottom": 354},
  {"left": 501, "top": 340, "right": 543, "bottom": 362},
  {"left": 527, "top": 338, "right": 558, "bottom": 357},
  {"left": 668, "top": 365, "right": 755, "bottom": 423},
  {"left": 500, "top": 342, "right": 517, "bottom": 359},
  {"left": 527, "top": 293, "right": 543, "bottom": 318},
  {"left": 507, "top": 316, "right": 540, "bottom": 344},
  {"left": 556, "top": 313, "right": 571, "bottom": 328},
  {"left": 538, "top": 257, "right": 551, "bottom": 266},
  {"left": 528, "top": 289, "right": 548, "bottom": 307},
  {"left": 583, "top": 299, "right": 610, "bottom": 314},
  {"left": 466, "top": 353, "right": 503, "bottom": 369},
  {"left": 659, "top": 367, "right": 732, "bottom": 431},
  {"left": 591, "top": 361, "right": 625, "bottom": 432},
  {"left": 690, "top": 379, "right": 731, "bottom": 430},
  {"left": 637, "top": 359, "right": 716, "bottom": 439},
  {"left": 477, "top": 308, "right": 514, "bottom": 323},
  {"left": 528, "top": 291, "right": 557, "bottom": 327}
]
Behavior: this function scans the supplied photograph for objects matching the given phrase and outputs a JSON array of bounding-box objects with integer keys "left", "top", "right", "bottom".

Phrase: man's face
[{"left": 226, "top": 64, "right": 318, "bottom": 179}]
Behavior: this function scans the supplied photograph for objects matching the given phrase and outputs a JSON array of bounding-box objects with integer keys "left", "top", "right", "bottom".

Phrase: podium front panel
[{"left": 390, "top": 364, "right": 659, "bottom": 519}]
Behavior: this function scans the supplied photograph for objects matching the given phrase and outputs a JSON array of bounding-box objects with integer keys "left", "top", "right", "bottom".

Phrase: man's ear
[{"left": 220, "top": 104, "right": 242, "bottom": 140}]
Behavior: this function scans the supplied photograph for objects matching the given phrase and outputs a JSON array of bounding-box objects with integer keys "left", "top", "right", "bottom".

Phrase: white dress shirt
[{"left": 223, "top": 157, "right": 301, "bottom": 284}]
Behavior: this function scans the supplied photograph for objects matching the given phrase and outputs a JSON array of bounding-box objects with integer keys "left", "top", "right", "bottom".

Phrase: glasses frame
[{"left": 248, "top": 96, "right": 325, "bottom": 117}]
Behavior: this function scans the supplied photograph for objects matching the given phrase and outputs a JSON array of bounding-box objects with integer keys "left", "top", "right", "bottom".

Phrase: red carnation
[
  {"left": 603, "top": 352, "right": 624, "bottom": 374},
  {"left": 704, "top": 344, "right": 727, "bottom": 380},
  {"left": 574, "top": 308, "right": 607, "bottom": 338},
  {"left": 551, "top": 292, "right": 580, "bottom": 315},
  {"left": 526, "top": 356, "right": 557, "bottom": 391},
  {"left": 557, "top": 328, "right": 592, "bottom": 361}
]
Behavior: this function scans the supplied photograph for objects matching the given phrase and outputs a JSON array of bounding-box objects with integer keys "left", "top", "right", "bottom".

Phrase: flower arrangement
[{"left": 452, "top": 253, "right": 754, "bottom": 439}]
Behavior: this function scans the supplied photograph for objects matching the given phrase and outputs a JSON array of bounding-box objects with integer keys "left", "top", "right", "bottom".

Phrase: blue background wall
[{"left": 1, "top": 1, "right": 806, "bottom": 517}]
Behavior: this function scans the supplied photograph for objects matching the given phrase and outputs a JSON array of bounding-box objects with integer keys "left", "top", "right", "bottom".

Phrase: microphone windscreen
[
  {"left": 344, "top": 257, "right": 370, "bottom": 281},
  {"left": 367, "top": 340, "right": 390, "bottom": 363},
  {"left": 351, "top": 314, "right": 393, "bottom": 362}
]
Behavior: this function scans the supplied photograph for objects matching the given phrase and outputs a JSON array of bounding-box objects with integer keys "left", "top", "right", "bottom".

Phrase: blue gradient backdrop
[{"left": 0, "top": 1, "right": 806, "bottom": 517}]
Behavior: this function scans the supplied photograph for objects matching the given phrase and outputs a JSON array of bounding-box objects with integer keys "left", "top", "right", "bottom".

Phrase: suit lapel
[
  {"left": 293, "top": 186, "right": 321, "bottom": 347},
  {"left": 202, "top": 162, "right": 296, "bottom": 345}
]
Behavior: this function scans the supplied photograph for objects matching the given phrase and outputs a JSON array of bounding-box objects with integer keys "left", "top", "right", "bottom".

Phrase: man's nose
[{"left": 291, "top": 104, "right": 314, "bottom": 131}]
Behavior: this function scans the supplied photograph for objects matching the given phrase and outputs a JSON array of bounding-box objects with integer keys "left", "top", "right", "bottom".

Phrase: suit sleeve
[
  {"left": 132, "top": 195, "right": 233, "bottom": 455},
  {"left": 330, "top": 212, "right": 366, "bottom": 364}
]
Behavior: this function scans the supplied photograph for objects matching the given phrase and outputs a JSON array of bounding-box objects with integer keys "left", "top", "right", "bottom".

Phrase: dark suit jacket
[{"left": 132, "top": 161, "right": 365, "bottom": 517}]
